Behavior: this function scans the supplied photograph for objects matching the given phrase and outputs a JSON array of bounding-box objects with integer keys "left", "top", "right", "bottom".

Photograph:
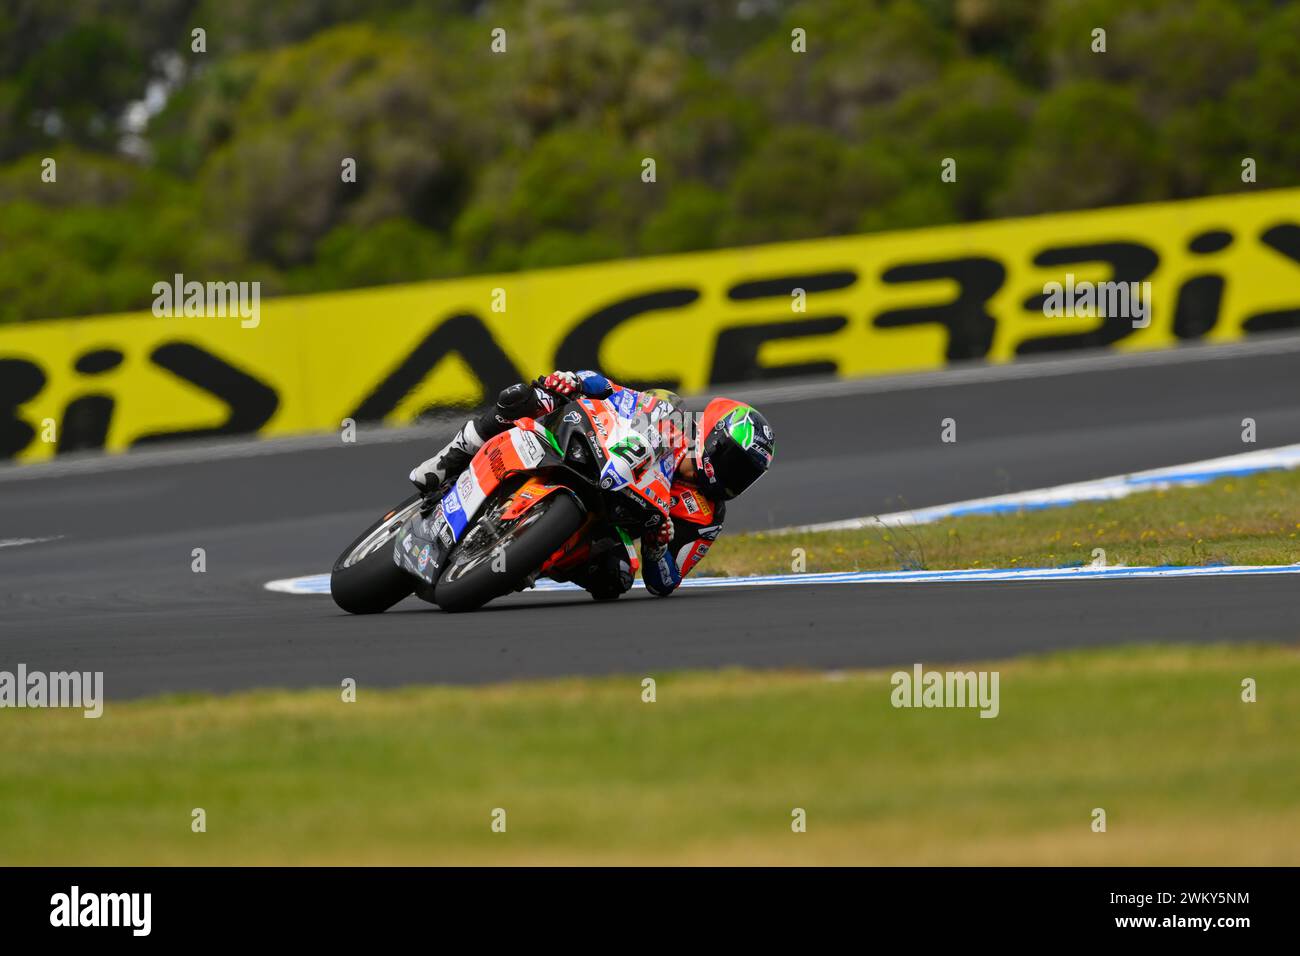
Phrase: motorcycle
[{"left": 329, "top": 387, "right": 681, "bottom": 613}]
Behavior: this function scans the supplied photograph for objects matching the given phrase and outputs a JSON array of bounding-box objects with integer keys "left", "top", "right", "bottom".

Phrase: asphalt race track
[{"left": 2, "top": 338, "right": 1299, "bottom": 699}]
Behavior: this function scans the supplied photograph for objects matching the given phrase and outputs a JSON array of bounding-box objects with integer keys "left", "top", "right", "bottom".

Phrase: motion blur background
[{"left": 3, "top": 0, "right": 1297, "bottom": 324}]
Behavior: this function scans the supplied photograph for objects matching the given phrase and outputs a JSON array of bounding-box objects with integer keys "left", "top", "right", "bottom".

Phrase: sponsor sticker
[
  {"left": 516, "top": 430, "right": 546, "bottom": 466},
  {"left": 432, "top": 514, "right": 454, "bottom": 547},
  {"left": 457, "top": 469, "right": 475, "bottom": 499},
  {"left": 599, "top": 459, "right": 628, "bottom": 490},
  {"left": 444, "top": 496, "right": 469, "bottom": 538},
  {"left": 417, "top": 544, "right": 431, "bottom": 572}
]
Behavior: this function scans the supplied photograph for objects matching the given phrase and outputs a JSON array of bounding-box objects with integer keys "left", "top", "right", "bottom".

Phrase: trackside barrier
[{"left": 2, "top": 188, "right": 1298, "bottom": 462}]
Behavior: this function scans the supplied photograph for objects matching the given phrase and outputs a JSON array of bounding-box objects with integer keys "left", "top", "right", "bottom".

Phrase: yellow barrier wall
[{"left": 2, "top": 188, "right": 1298, "bottom": 462}]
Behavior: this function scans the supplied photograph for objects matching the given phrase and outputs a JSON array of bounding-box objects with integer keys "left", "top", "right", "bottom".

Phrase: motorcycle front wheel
[
  {"left": 329, "top": 494, "right": 422, "bottom": 614},
  {"left": 434, "top": 489, "right": 584, "bottom": 612}
]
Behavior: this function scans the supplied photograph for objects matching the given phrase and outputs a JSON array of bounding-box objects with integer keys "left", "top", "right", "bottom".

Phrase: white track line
[
  {"left": 772, "top": 443, "right": 1300, "bottom": 535},
  {"left": 0, "top": 535, "right": 63, "bottom": 549},
  {"left": 266, "top": 441, "right": 1300, "bottom": 596},
  {"left": 266, "top": 561, "right": 1300, "bottom": 596}
]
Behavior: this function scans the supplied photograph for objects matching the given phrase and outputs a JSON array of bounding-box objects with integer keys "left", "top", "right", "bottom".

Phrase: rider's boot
[
  {"left": 556, "top": 534, "right": 635, "bottom": 601},
  {"left": 409, "top": 420, "right": 485, "bottom": 493},
  {"left": 409, "top": 382, "right": 558, "bottom": 493}
]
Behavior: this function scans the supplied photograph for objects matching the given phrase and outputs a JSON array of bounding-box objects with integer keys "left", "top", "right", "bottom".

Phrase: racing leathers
[{"left": 409, "top": 370, "right": 723, "bottom": 599}]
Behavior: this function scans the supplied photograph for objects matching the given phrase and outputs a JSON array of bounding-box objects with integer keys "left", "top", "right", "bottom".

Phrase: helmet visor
[{"left": 710, "top": 438, "right": 768, "bottom": 499}]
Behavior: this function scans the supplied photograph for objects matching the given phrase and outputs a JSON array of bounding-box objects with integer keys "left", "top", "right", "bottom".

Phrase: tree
[{"left": 992, "top": 82, "right": 1172, "bottom": 216}]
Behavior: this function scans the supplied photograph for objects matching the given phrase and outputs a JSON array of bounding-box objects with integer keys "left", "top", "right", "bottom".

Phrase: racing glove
[
  {"left": 648, "top": 516, "right": 674, "bottom": 547},
  {"left": 538, "top": 371, "right": 581, "bottom": 396}
]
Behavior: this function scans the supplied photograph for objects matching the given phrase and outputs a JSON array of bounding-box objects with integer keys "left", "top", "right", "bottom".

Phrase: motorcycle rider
[{"left": 409, "top": 370, "right": 775, "bottom": 599}]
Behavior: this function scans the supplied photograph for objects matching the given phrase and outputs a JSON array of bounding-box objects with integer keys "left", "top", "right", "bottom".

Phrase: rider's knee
[{"left": 582, "top": 547, "right": 634, "bottom": 601}]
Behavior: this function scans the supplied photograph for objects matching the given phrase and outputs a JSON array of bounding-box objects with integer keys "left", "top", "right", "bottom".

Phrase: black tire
[
  {"left": 330, "top": 495, "right": 422, "bottom": 614},
  {"left": 434, "top": 490, "right": 584, "bottom": 612}
]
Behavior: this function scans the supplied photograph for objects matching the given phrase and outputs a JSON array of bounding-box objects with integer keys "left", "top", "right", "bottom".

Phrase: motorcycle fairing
[
  {"left": 577, "top": 396, "right": 675, "bottom": 518},
  {"left": 391, "top": 394, "right": 676, "bottom": 589},
  {"left": 499, "top": 475, "right": 573, "bottom": 521},
  {"left": 440, "top": 424, "right": 557, "bottom": 542},
  {"left": 392, "top": 520, "right": 445, "bottom": 586},
  {"left": 384, "top": 425, "right": 552, "bottom": 588}
]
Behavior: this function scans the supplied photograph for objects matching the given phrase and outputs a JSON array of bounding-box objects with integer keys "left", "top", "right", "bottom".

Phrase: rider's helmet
[{"left": 694, "top": 399, "right": 775, "bottom": 500}]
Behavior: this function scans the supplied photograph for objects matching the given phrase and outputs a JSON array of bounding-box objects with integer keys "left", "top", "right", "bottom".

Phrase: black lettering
[
  {"left": 1188, "top": 230, "right": 1233, "bottom": 254},
  {"left": 133, "top": 343, "right": 278, "bottom": 445},
  {"left": 1243, "top": 224, "right": 1300, "bottom": 332},
  {"left": 1174, "top": 231, "right": 1235, "bottom": 339},
  {"left": 351, "top": 312, "right": 522, "bottom": 421},
  {"left": 0, "top": 358, "right": 46, "bottom": 459},
  {"left": 1017, "top": 242, "right": 1158, "bottom": 353},
  {"left": 58, "top": 349, "right": 124, "bottom": 454},
  {"left": 74, "top": 349, "right": 124, "bottom": 375},
  {"left": 709, "top": 316, "right": 847, "bottom": 383},
  {"left": 873, "top": 258, "right": 1004, "bottom": 361},
  {"left": 728, "top": 271, "right": 856, "bottom": 300},
  {"left": 1173, "top": 276, "right": 1225, "bottom": 339},
  {"left": 554, "top": 289, "right": 699, "bottom": 391},
  {"left": 58, "top": 397, "right": 115, "bottom": 454}
]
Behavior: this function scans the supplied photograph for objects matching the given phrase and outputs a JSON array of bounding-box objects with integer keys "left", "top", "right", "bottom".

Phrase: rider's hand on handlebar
[
  {"left": 649, "top": 516, "right": 674, "bottom": 547},
  {"left": 539, "top": 370, "right": 581, "bottom": 397}
]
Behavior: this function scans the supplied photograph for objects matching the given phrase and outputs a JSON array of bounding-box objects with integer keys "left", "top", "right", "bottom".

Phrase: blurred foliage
[{"left": 1, "top": 0, "right": 1297, "bottom": 322}]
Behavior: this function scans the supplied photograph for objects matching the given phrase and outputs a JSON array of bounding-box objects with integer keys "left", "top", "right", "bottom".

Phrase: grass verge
[
  {"left": 706, "top": 469, "right": 1300, "bottom": 576},
  {"left": 2, "top": 643, "right": 1297, "bottom": 865}
]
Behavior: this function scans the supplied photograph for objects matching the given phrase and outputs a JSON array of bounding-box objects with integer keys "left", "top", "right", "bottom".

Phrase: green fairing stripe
[{"left": 535, "top": 423, "right": 563, "bottom": 456}]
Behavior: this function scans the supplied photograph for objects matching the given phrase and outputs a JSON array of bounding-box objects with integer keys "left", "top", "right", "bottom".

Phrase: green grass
[
  {"left": 707, "top": 469, "right": 1300, "bottom": 577},
  {"left": 2, "top": 643, "right": 1297, "bottom": 865}
]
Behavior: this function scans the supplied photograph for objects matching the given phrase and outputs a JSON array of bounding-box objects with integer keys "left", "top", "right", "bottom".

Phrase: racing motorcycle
[{"left": 329, "top": 387, "right": 679, "bottom": 613}]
